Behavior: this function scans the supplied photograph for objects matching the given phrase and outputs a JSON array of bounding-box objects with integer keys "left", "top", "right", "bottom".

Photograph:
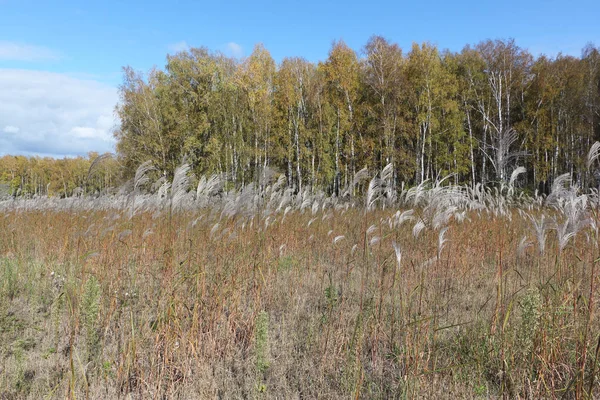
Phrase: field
[{"left": 0, "top": 165, "right": 600, "bottom": 399}]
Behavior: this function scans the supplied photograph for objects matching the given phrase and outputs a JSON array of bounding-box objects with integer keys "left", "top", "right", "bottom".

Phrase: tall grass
[{"left": 0, "top": 155, "right": 599, "bottom": 398}]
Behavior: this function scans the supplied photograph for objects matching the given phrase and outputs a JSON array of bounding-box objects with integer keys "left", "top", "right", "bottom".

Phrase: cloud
[
  {"left": 225, "top": 42, "right": 244, "bottom": 58},
  {"left": 168, "top": 41, "right": 190, "bottom": 53},
  {"left": 0, "top": 69, "right": 118, "bottom": 157},
  {"left": 0, "top": 41, "right": 61, "bottom": 62},
  {"left": 2, "top": 125, "right": 19, "bottom": 134}
]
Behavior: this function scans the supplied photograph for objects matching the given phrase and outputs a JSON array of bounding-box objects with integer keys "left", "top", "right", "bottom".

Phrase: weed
[
  {"left": 517, "top": 286, "right": 542, "bottom": 359},
  {"left": 81, "top": 275, "right": 101, "bottom": 364},
  {"left": 255, "top": 311, "right": 270, "bottom": 375}
]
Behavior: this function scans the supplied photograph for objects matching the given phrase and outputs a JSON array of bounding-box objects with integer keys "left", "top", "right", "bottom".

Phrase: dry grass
[{"left": 0, "top": 201, "right": 599, "bottom": 399}]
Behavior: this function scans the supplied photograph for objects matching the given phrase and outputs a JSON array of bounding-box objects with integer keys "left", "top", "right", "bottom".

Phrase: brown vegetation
[{"left": 0, "top": 189, "right": 599, "bottom": 398}]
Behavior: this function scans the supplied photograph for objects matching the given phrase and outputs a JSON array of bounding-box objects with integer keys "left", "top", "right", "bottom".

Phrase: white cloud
[
  {"left": 168, "top": 41, "right": 190, "bottom": 53},
  {"left": 0, "top": 69, "right": 118, "bottom": 157},
  {"left": 2, "top": 125, "right": 19, "bottom": 134},
  {"left": 0, "top": 41, "right": 61, "bottom": 62},
  {"left": 225, "top": 42, "right": 244, "bottom": 58}
]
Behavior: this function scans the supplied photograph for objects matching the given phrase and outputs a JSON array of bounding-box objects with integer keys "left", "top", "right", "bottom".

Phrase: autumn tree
[
  {"left": 236, "top": 44, "right": 276, "bottom": 184},
  {"left": 321, "top": 40, "right": 361, "bottom": 194},
  {"left": 105, "top": 38, "right": 600, "bottom": 194},
  {"left": 362, "top": 36, "right": 408, "bottom": 181}
]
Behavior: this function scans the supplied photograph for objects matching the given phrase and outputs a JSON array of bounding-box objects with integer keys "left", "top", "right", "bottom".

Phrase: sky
[{"left": 0, "top": 0, "right": 599, "bottom": 158}]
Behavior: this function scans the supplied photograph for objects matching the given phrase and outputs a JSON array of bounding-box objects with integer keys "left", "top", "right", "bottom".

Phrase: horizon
[{"left": 1, "top": 0, "right": 599, "bottom": 159}]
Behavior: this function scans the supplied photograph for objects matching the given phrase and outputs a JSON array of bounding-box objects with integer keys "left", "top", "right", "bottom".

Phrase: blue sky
[{"left": 0, "top": 0, "right": 599, "bottom": 157}]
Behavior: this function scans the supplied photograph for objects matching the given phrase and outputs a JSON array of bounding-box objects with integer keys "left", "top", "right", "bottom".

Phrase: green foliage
[
  {"left": 277, "top": 255, "right": 297, "bottom": 272},
  {"left": 517, "top": 287, "right": 542, "bottom": 358},
  {"left": 1, "top": 258, "right": 18, "bottom": 300},
  {"left": 255, "top": 310, "right": 270, "bottom": 374},
  {"left": 51, "top": 291, "right": 64, "bottom": 348},
  {"left": 324, "top": 285, "right": 339, "bottom": 307},
  {"left": 81, "top": 275, "right": 102, "bottom": 363}
]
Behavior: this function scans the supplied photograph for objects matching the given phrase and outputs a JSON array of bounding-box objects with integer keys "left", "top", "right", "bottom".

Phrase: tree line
[
  {"left": 0, "top": 153, "right": 120, "bottom": 197},
  {"left": 115, "top": 37, "right": 600, "bottom": 193},
  {"left": 2, "top": 37, "right": 600, "bottom": 198}
]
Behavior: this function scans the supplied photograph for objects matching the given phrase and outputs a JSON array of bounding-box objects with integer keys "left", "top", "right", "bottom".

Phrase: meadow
[{"left": 1, "top": 159, "right": 600, "bottom": 399}]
